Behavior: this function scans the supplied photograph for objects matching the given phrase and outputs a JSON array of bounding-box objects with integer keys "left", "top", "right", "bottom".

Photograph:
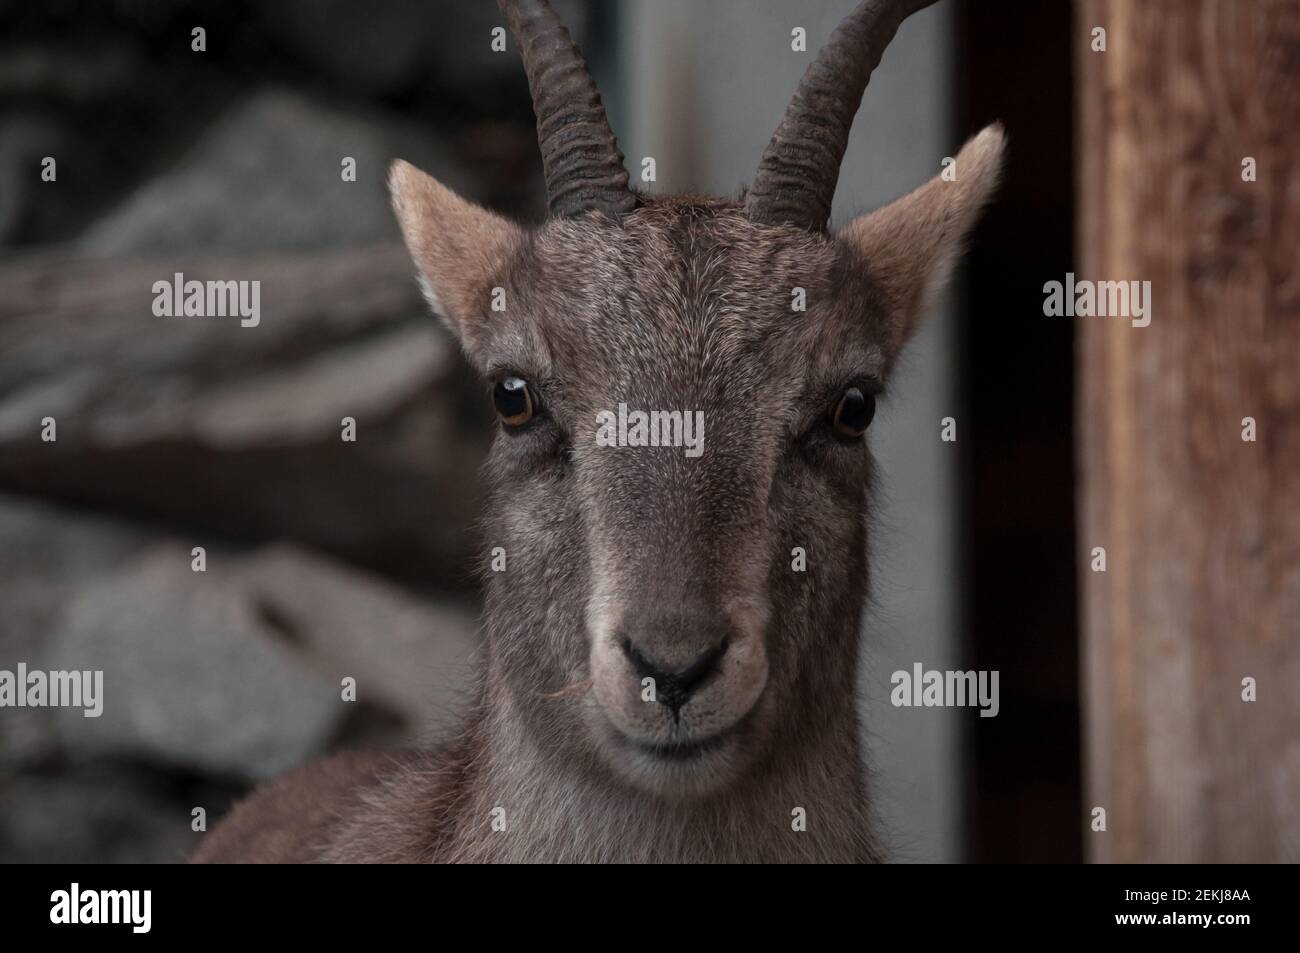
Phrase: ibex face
[
  {"left": 473, "top": 204, "right": 894, "bottom": 799},
  {"left": 391, "top": 0, "right": 1003, "bottom": 800}
]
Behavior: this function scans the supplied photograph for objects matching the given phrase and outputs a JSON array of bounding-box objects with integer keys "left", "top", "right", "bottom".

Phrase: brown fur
[{"left": 191, "top": 750, "right": 401, "bottom": 863}]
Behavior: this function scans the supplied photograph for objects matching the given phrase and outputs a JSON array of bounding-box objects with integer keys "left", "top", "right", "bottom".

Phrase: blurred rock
[
  {"left": 0, "top": 761, "right": 240, "bottom": 864},
  {"left": 79, "top": 87, "right": 473, "bottom": 255},
  {"left": 0, "top": 38, "right": 228, "bottom": 247},
  {"left": 236, "top": 542, "right": 478, "bottom": 739},
  {"left": 44, "top": 545, "right": 345, "bottom": 781},
  {"left": 0, "top": 244, "right": 490, "bottom": 588},
  {"left": 0, "top": 494, "right": 153, "bottom": 764},
  {"left": 1, "top": 494, "right": 477, "bottom": 781},
  {"left": 260, "top": 0, "right": 444, "bottom": 99},
  {"left": 258, "top": 0, "right": 591, "bottom": 105},
  {"left": 0, "top": 113, "right": 66, "bottom": 244},
  {"left": 0, "top": 494, "right": 150, "bottom": 655}
]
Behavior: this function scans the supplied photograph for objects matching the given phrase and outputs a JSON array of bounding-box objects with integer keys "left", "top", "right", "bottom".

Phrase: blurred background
[{"left": 1, "top": 0, "right": 1291, "bottom": 864}]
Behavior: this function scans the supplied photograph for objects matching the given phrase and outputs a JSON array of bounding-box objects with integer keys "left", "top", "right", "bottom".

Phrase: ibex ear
[
  {"left": 839, "top": 123, "right": 1005, "bottom": 353},
  {"left": 389, "top": 159, "right": 524, "bottom": 352}
]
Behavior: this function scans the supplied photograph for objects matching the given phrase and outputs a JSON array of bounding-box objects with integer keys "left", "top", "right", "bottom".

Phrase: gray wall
[{"left": 613, "top": 0, "right": 965, "bottom": 861}]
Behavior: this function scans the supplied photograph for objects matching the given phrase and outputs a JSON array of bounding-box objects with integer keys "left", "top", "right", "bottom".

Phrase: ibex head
[{"left": 391, "top": 0, "right": 1003, "bottom": 799}]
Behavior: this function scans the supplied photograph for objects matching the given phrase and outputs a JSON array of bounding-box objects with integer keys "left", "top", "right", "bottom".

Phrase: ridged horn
[
  {"left": 498, "top": 0, "right": 636, "bottom": 218},
  {"left": 746, "top": 0, "right": 940, "bottom": 230}
]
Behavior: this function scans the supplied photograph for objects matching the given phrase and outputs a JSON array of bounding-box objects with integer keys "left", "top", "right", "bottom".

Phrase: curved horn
[
  {"left": 746, "top": 0, "right": 940, "bottom": 230},
  {"left": 498, "top": 0, "right": 635, "bottom": 219}
]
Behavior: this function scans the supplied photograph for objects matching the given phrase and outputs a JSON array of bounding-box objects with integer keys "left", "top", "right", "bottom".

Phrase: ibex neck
[{"left": 442, "top": 675, "right": 875, "bottom": 863}]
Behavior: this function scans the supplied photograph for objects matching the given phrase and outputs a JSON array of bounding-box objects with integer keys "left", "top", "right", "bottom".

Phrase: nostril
[
  {"left": 620, "top": 636, "right": 730, "bottom": 716},
  {"left": 676, "top": 637, "right": 729, "bottom": 693}
]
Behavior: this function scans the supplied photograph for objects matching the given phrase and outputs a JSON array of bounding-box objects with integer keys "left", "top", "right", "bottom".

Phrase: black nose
[{"left": 621, "top": 637, "right": 730, "bottom": 719}]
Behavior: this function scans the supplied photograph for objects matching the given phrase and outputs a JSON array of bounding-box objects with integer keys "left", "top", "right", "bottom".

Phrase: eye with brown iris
[
  {"left": 493, "top": 376, "right": 535, "bottom": 427},
  {"left": 831, "top": 386, "right": 876, "bottom": 438}
]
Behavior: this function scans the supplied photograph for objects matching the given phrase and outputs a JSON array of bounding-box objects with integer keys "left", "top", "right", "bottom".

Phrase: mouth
[
  {"left": 618, "top": 705, "right": 755, "bottom": 767},
  {"left": 630, "top": 732, "right": 731, "bottom": 762},
  {"left": 595, "top": 704, "right": 764, "bottom": 798}
]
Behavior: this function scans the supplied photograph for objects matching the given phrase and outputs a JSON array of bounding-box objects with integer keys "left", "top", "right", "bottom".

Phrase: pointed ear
[
  {"left": 389, "top": 159, "right": 524, "bottom": 352},
  {"left": 839, "top": 123, "right": 1006, "bottom": 352}
]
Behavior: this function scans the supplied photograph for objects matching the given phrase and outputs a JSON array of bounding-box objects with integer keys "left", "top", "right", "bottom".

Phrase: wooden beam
[{"left": 1077, "top": 0, "right": 1300, "bottom": 862}]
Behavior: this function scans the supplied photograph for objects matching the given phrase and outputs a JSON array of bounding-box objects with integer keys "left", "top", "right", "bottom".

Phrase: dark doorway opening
[{"left": 956, "top": 0, "right": 1081, "bottom": 863}]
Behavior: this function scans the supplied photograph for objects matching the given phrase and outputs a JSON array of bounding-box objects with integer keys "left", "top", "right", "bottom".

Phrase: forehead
[{"left": 499, "top": 203, "right": 886, "bottom": 401}]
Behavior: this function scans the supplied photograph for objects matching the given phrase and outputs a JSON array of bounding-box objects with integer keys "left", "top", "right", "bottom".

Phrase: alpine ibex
[{"left": 195, "top": 0, "right": 1003, "bottom": 863}]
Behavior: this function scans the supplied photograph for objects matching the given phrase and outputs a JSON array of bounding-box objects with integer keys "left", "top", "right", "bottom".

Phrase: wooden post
[{"left": 1077, "top": 0, "right": 1300, "bottom": 862}]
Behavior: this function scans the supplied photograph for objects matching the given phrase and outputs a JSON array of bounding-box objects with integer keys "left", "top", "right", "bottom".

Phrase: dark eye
[
  {"left": 493, "top": 376, "right": 535, "bottom": 427},
  {"left": 831, "top": 387, "right": 876, "bottom": 438}
]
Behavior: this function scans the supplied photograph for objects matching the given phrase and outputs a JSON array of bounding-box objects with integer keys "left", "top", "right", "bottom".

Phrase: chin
[{"left": 596, "top": 708, "right": 766, "bottom": 800}]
